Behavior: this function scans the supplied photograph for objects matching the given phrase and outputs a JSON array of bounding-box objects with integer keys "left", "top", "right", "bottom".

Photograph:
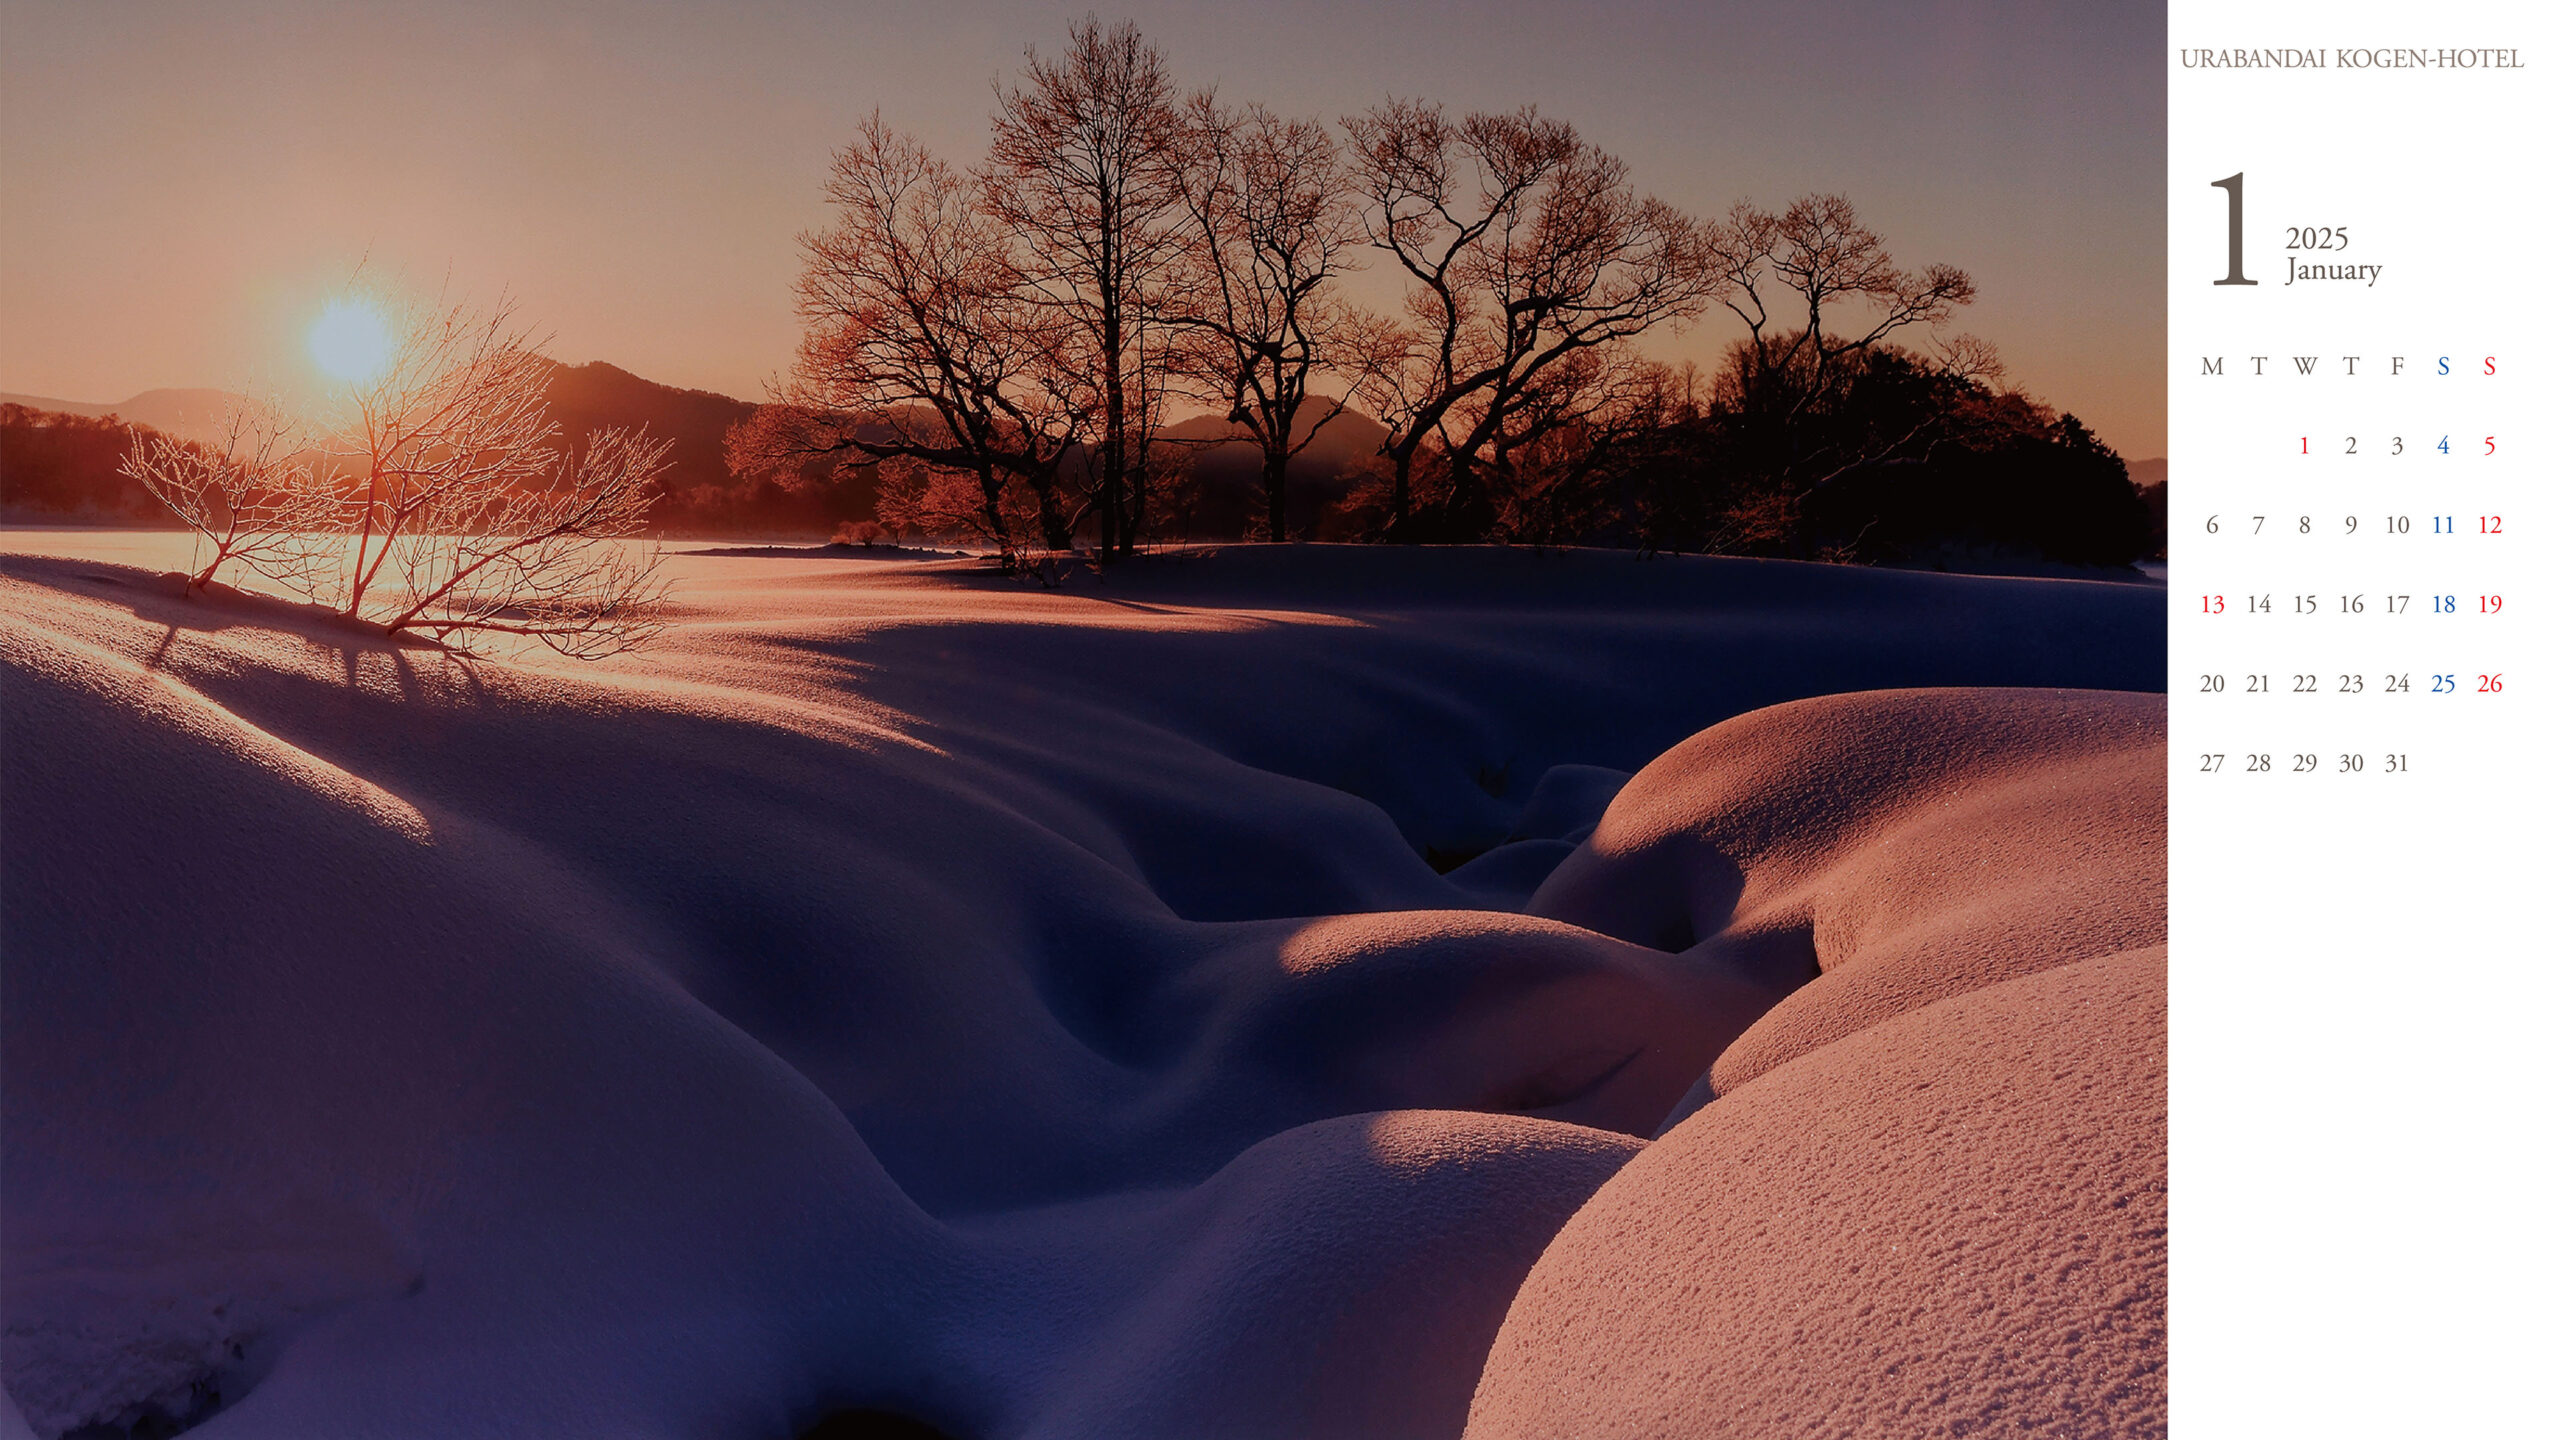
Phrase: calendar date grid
[{"left": 2179, "top": 340, "right": 2521, "bottom": 788}]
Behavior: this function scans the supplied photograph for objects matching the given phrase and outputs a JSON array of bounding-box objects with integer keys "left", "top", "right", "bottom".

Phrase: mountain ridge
[{"left": 2, "top": 365, "right": 1407, "bottom": 540}]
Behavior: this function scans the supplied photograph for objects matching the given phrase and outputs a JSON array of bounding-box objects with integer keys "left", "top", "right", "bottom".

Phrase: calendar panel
[{"left": 2170, "top": 3, "right": 2555, "bottom": 1435}]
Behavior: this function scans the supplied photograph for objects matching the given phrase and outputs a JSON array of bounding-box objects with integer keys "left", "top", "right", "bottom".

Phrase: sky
[{"left": 2, "top": 0, "right": 2166, "bottom": 456}]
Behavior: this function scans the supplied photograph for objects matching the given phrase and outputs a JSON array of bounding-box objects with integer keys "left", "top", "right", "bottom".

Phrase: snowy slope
[{"left": 1, "top": 536, "right": 2165, "bottom": 1438}]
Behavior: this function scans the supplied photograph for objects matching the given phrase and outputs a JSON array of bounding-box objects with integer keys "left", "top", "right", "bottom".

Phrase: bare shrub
[
  {"left": 121, "top": 403, "right": 337, "bottom": 594},
  {"left": 332, "top": 299, "right": 673, "bottom": 657}
]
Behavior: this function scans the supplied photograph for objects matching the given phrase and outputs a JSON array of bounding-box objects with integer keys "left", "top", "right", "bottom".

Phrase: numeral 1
[{"left": 2212, "top": 173, "right": 2256, "bottom": 286}]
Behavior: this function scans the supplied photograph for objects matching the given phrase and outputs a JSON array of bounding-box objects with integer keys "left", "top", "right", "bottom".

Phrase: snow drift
[{"left": 0, "top": 536, "right": 2164, "bottom": 1438}]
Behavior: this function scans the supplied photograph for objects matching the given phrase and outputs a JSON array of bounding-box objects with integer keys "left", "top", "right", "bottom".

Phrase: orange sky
[{"left": 3, "top": 1, "right": 2164, "bottom": 456}]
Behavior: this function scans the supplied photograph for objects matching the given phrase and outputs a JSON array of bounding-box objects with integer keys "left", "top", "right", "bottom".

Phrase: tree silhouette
[
  {"left": 983, "top": 17, "right": 1185, "bottom": 559},
  {"left": 1341, "top": 102, "right": 1717, "bottom": 540},
  {"left": 1166, "top": 95, "right": 1364, "bottom": 543},
  {"left": 732, "top": 26, "right": 2139, "bottom": 569},
  {"left": 1702, "top": 193, "right": 1976, "bottom": 437},
  {"left": 740, "top": 114, "right": 1088, "bottom": 562}
]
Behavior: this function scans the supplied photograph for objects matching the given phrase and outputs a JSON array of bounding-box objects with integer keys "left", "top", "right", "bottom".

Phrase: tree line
[
  {"left": 1, "top": 405, "right": 174, "bottom": 523},
  {"left": 732, "top": 16, "right": 2151, "bottom": 569}
]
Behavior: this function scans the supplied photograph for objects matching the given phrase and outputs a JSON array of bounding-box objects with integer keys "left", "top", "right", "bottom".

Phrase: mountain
[
  {"left": 2, "top": 365, "right": 1402, "bottom": 541},
  {"left": 531, "top": 368, "right": 1400, "bottom": 541},
  {"left": 0, "top": 367, "right": 875, "bottom": 538},
  {"left": 537, "top": 362, "right": 876, "bottom": 536},
  {"left": 1157, "top": 399, "right": 1391, "bottom": 540},
  {"left": 0, "top": 388, "right": 254, "bottom": 451}
]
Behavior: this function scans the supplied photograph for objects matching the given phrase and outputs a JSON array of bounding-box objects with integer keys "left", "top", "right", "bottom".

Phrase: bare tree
[
  {"left": 865, "top": 451, "right": 1050, "bottom": 556},
  {"left": 1166, "top": 95, "right": 1363, "bottom": 543},
  {"left": 1701, "top": 193, "right": 1976, "bottom": 429},
  {"left": 1483, "top": 346, "right": 1680, "bottom": 546},
  {"left": 1341, "top": 101, "right": 1717, "bottom": 540},
  {"left": 333, "top": 299, "right": 671, "bottom": 657},
  {"left": 982, "top": 16, "right": 1185, "bottom": 559},
  {"left": 737, "top": 114, "right": 1089, "bottom": 563},
  {"left": 122, "top": 401, "right": 337, "bottom": 593}
]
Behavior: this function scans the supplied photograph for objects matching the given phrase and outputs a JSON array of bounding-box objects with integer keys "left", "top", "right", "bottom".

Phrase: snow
[
  {"left": 1469, "top": 947, "right": 2168, "bottom": 1440},
  {"left": 1, "top": 534, "right": 2164, "bottom": 1438}
]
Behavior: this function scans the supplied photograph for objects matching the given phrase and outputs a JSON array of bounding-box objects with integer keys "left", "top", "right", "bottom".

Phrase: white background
[{"left": 2169, "top": 2, "right": 2555, "bottom": 1433}]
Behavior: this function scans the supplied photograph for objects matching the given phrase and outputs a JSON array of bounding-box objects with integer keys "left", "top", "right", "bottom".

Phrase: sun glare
[{"left": 309, "top": 300, "right": 395, "bottom": 385}]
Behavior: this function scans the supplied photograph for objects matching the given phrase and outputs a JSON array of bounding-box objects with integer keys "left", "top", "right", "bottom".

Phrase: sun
[{"left": 309, "top": 299, "right": 395, "bottom": 385}]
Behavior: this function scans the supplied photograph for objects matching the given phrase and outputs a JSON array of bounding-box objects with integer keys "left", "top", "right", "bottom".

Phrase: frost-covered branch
[{"left": 121, "top": 402, "right": 338, "bottom": 594}]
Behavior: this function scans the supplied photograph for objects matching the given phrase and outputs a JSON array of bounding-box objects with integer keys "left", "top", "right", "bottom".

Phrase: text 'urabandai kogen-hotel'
[{"left": 2179, "top": 48, "right": 2523, "bottom": 69}]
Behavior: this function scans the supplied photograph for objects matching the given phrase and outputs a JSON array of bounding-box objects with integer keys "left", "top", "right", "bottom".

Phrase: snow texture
[
  {"left": 1, "top": 535, "right": 2163, "bottom": 1438},
  {"left": 1468, "top": 948, "right": 2168, "bottom": 1440}
]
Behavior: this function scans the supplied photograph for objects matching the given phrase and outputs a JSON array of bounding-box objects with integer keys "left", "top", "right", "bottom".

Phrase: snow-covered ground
[{"left": 2, "top": 533, "right": 2166, "bottom": 1439}]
